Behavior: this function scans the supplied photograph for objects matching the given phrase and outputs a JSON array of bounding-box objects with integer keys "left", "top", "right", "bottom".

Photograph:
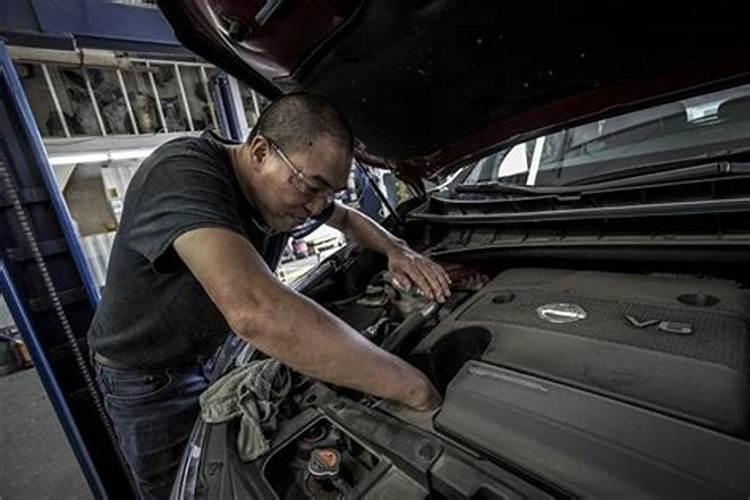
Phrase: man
[{"left": 88, "top": 93, "right": 450, "bottom": 498}]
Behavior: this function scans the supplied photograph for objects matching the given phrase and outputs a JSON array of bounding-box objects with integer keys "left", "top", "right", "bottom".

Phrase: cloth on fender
[{"left": 199, "top": 358, "right": 291, "bottom": 461}]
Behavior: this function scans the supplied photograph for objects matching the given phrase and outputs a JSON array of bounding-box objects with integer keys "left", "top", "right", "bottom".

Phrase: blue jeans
[{"left": 94, "top": 362, "right": 210, "bottom": 499}]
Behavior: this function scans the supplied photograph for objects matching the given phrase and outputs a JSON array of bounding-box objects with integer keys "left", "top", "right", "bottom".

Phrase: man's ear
[{"left": 247, "top": 135, "right": 269, "bottom": 164}]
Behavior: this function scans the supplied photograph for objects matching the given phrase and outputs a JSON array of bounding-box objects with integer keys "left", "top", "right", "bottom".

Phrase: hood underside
[{"left": 158, "top": 0, "right": 750, "bottom": 178}]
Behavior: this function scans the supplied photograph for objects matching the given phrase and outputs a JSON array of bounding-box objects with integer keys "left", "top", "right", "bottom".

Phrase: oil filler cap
[{"left": 308, "top": 448, "right": 341, "bottom": 478}]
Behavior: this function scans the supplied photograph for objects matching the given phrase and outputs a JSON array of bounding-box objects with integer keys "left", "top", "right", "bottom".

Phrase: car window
[{"left": 461, "top": 83, "right": 750, "bottom": 187}]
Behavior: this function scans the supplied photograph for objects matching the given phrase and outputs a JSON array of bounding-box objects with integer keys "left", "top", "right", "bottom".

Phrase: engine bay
[{"left": 192, "top": 252, "right": 750, "bottom": 499}]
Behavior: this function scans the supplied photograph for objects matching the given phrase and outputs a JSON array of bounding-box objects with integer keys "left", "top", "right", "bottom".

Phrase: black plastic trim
[{"left": 411, "top": 197, "right": 750, "bottom": 224}]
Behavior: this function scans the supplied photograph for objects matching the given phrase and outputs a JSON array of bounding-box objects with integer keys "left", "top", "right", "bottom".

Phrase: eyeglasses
[{"left": 264, "top": 136, "right": 339, "bottom": 204}]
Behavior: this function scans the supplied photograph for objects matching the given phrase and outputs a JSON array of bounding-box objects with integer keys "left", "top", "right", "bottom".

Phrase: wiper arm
[
  {"left": 563, "top": 151, "right": 750, "bottom": 187},
  {"left": 572, "top": 160, "right": 750, "bottom": 188},
  {"left": 454, "top": 181, "right": 568, "bottom": 196},
  {"left": 456, "top": 160, "right": 750, "bottom": 196}
]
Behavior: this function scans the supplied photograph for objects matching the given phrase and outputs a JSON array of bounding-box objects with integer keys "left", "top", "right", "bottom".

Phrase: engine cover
[{"left": 414, "top": 268, "right": 750, "bottom": 436}]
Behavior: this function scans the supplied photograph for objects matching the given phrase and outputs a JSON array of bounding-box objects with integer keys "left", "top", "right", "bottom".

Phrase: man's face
[{"left": 239, "top": 134, "right": 350, "bottom": 232}]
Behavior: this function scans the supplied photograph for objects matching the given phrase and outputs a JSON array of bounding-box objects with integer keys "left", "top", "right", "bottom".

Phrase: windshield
[{"left": 460, "top": 84, "right": 750, "bottom": 187}]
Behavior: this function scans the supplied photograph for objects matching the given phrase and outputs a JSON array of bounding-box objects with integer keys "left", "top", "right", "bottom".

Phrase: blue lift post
[
  {"left": 212, "top": 74, "right": 245, "bottom": 142},
  {"left": 0, "top": 40, "right": 134, "bottom": 499}
]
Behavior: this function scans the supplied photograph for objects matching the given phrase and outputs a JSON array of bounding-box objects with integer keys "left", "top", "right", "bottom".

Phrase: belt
[
  {"left": 93, "top": 352, "right": 210, "bottom": 370},
  {"left": 93, "top": 352, "right": 133, "bottom": 369}
]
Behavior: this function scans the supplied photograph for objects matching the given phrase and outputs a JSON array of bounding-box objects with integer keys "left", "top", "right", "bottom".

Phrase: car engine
[{"left": 192, "top": 254, "right": 750, "bottom": 499}]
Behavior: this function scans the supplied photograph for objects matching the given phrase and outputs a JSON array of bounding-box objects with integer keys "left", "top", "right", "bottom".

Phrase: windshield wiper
[
  {"left": 456, "top": 160, "right": 750, "bottom": 196},
  {"left": 454, "top": 181, "right": 567, "bottom": 196},
  {"left": 562, "top": 149, "right": 750, "bottom": 187},
  {"left": 569, "top": 160, "right": 750, "bottom": 188}
]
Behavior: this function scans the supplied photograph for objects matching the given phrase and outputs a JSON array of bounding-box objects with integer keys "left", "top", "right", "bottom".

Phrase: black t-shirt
[{"left": 87, "top": 131, "right": 332, "bottom": 368}]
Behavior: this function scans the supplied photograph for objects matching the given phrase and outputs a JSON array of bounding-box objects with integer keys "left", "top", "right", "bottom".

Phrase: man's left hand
[{"left": 387, "top": 245, "right": 452, "bottom": 303}]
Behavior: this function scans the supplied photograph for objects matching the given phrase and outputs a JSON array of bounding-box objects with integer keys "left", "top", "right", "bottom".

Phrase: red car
[{"left": 157, "top": 2, "right": 750, "bottom": 498}]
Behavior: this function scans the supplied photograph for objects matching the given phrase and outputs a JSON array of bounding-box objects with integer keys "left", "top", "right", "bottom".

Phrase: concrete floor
[{"left": 0, "top": 367, "right": 93, "bottom": 500}]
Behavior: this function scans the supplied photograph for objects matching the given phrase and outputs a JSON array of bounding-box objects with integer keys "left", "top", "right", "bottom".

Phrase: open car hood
[{"left": 158, "top": 0, "right": 750, "bottom": 179}]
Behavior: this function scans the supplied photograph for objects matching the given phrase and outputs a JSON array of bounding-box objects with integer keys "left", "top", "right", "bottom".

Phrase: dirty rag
[{"left": 199, "top": 358, "right": 290, "bottom": 461}]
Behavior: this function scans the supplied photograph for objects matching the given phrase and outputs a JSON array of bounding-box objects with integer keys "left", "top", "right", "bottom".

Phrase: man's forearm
[
  {"left": 234, "top": 280, "right": 433, "bottom": 407},
  {"left": 337, "top": 205, "right": 406, "bottom": 257}
]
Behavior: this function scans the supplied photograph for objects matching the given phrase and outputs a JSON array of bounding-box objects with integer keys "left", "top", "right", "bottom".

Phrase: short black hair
[{"left": 249, "top": 92, "right": 354, "bottom": 157}]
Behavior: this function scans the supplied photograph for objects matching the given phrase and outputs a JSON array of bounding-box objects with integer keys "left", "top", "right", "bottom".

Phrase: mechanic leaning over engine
[{"left": 86, "top": 93, "right": 448, "bottom": 499}]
